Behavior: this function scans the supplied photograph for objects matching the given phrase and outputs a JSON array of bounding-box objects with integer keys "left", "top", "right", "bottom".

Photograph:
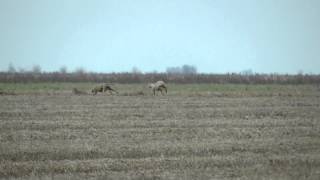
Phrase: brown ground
[{"left": 0, "top": 85, "right": 320, "bottom": 179}]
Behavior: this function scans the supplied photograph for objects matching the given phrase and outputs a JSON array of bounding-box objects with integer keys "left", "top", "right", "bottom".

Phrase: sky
[{"left": 0, "top": 0, "right": 320, "bottom": 74}]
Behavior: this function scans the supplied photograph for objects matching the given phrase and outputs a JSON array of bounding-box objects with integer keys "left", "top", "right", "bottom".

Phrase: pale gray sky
[{"left": 0, "top": 0, "right": 319, "bottom": 74}]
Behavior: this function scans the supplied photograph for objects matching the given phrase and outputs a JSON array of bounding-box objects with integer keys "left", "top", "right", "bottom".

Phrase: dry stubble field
[{"left": 0, "top": 83, "right": 320, "bottom": 179}]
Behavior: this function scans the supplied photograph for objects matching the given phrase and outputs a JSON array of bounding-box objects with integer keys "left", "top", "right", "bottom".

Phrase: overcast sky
[{"left": 0, "top": 0, "right": 319, "bottom": 74}]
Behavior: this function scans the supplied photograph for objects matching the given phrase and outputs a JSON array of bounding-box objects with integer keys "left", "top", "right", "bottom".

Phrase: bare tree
[
  {"left": 166, "top": 66, "right": 182, "bottom": 74},
  {"left": 8, "top": 63, "right": 16, "bottom": 73},
  {"left": 241, "top": 69, "right": 253, "bottom": 76},
  {"left": 166, "top": 65, "right": 197, "bottom": 74},
  {"left": 18, "top": 68, "right": 26, "bottom": 73},
  {"left": 75, "top": 67, "right": 86, "bottom": 74},
  {"left": 32, "top": 65, "right": 41, "bottom": 74},
  {"left": 132, "top": 66, "right": 142, "bottom": 74},
  {"left": 182, "top": 65, "right": 197, "bottom": 74},
  {"left": 59, "top": 66, "right": 67, "bottom": 74}
]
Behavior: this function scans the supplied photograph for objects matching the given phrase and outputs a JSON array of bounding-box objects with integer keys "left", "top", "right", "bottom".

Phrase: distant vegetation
[
  {"left": 1, "top": 64, "right": 320, "bottom": 84},
  {"left": 166, "top": 65, "right": 197, "bottom": 74},
  {"left": 1, "top": 71, "right": 320, "bottom": 84}
]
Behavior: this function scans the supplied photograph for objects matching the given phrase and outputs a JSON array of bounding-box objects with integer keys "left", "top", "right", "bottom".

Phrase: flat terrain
[{"left": 0, "top": 83, "right": 320, "bottom": 179}]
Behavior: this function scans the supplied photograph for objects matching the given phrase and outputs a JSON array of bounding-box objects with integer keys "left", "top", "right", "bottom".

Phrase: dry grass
[{"left": 0, "top": 84, "right": 319, "bottom": 179}]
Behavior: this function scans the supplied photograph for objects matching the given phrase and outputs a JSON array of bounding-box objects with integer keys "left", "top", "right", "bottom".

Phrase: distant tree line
[
  {"left": 166, "top": 65, "right": 197, "bottom": 74},
  {"left": 1, "top": 72, "right": 320, "bottom": 84},
  {"left": 1, "top": 64, "right": 319, "bottom": 84}
]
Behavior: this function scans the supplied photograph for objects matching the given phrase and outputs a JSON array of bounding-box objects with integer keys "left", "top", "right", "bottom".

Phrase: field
[{"left": 0, "top": 83, "right": 320, "bottom": 179}]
